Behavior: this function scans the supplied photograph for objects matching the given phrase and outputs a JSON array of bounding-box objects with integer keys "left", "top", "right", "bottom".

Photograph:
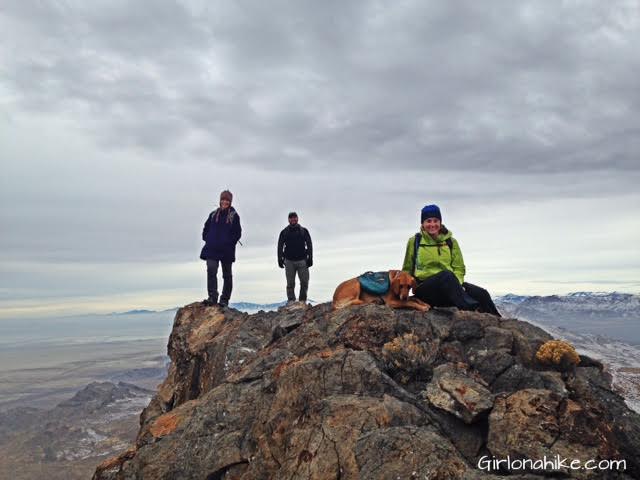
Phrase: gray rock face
[
  {"left": 93, "top": 303, "right": 640, "bottom": 479},
  {"left": 424, "top": 363, "right": 494, "bottom": 424}
]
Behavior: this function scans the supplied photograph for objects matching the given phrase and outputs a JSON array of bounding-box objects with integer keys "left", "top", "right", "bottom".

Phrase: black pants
[
  {"left": 206, "top": 259, "right": 233, "bottom": 304},
  {"left": 414, "top": 270, "right": 501, "bottom": 316}
]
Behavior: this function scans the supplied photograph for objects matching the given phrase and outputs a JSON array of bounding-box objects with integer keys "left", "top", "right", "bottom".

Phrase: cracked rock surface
[{"left": 93, "top": 303, "right": 639, "bottom": 479}]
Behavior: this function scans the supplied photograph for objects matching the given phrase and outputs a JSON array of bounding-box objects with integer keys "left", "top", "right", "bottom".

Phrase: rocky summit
[{"left": 93, "top": 302, "right": 640, "bottom": 479}]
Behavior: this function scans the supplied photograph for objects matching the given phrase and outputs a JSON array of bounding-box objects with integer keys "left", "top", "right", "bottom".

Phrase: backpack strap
[
  {"left": 412, "top": 234, "right": 454, "bottom": 276},
  {"left": 412, "top": 233, "right": 421, "bottom": 277}
]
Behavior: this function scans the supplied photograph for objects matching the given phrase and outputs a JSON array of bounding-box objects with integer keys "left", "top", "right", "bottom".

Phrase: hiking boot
[
  {"left": 202, "top": 297, "right": 217, "bottom": 306},
  {"left": 218, "top": 300, "right": 229, "bottom": 308}
]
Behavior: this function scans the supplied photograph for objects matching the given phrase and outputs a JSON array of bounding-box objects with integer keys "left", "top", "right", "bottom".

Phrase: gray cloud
[{"left": 2, "top": 0, "right": 640, "bottom": 174}]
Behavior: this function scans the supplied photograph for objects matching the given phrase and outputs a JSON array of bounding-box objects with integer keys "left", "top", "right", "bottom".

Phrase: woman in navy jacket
[{"left": 200, "top": 190, "right": 242, "bottom": 307}]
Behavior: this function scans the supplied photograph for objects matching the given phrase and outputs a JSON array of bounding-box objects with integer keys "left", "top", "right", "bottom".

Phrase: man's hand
[
  {"left": 306, "top": 258, "right": 313, "bottom": 267},
  {"left": 278, "top": 259, "right": 285, "bottom": 268}
]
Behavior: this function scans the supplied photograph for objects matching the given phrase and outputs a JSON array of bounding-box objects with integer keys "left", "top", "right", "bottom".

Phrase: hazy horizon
[{"left": 1, "top": 289, "right": 638, "bottom": 320}]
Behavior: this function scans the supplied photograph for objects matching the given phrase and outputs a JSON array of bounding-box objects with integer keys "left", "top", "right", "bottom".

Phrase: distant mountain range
[
  {"left": 113, "top": 300, "right": 320, "bottom": 316},
  {"left": 111, "top": 308, "right": 178, "bottom": 315},
  {"left": 228, "top": 301, "right": 288, "bottom": 312},
  {"left": 495, "top": 291, "right": 640, "bottom": 343},
  {"left": 497, "top": 291, "right": 639, "bottom": 313}
]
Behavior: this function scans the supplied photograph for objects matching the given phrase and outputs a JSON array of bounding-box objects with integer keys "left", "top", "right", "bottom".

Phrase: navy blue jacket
[{"left": 200, "top": 207, "right": 242, "bottom": 262}]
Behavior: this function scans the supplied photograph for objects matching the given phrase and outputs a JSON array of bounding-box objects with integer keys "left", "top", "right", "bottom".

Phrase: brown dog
[{"left": 332, "top": 270, "right": 430, "bottom": 311}]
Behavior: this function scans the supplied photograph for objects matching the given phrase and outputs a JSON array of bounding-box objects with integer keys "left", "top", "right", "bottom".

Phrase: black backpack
[{"left": 411, "top": 233, "right": 453, "bottom": 277}]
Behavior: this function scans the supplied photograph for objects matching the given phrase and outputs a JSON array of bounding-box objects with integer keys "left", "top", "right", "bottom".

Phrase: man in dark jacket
[
  {"left": 277, "top": 212, "right": 313, "bottom": 303},
  {"left": 200, "top": 190, "right": 242, "bottom": 307}
]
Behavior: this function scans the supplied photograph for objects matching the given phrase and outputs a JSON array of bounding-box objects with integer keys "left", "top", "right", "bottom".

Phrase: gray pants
[{"left": 284, "top": 259, "right": 309, "bottom": 301}]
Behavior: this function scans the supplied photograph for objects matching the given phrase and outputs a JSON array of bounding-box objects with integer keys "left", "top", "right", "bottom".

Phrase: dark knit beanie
[
  {"left": 288, "top": 211, "right": 298, "bottom": 218},
  {"left": 220, "top": 190, "right": 233, "bottom": 202},
  {"left": 421, "top": 204, "right": 442, "bottom": 223}
]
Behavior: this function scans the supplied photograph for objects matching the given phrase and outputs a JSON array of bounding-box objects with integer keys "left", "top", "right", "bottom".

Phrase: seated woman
[{"left": 402, "top": 204, "right": 501, "bottom": 316}]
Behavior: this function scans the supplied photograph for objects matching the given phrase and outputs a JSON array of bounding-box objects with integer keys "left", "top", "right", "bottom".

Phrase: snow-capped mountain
[
  {"left": 230, "top": 301, "right": 288, "bottom": 313},
  {"left": 109, "top": 300, "right": 317, "bottom": 317},
  {"left": 230, "top": 300, "right": 318, "bottom": 314},
  {"left": 494, "top": 293, "right": 529, "bottom": 305},
  {"left": 496, "top": 292, "right": 640, "bottom": 344},
  {"left": 496, "top": 292, "right": 640, "bottom": 413},
  {"left": 498, "top": 291, "right": 640, "bottom": 315}
]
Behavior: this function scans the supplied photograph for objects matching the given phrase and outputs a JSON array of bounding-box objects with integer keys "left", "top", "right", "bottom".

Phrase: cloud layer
[{"left": 4, "top": 1, "right": 640, "bottom": 172}]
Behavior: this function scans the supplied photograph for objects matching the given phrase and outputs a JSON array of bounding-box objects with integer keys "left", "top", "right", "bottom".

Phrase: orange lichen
[
  {"left": 376, "top": 411, "right": 392, "bottom": 427},
  {"left": 273, "top": 356, "right": 301, "bottom": 379},
  {"left": 149, "top": 411, "right": 182, "bottom": 438},
  {"left": 455, "top": 385, "right": 468, "bottom": 396},
  {"left": 187, "top": 311, "right": 228, "bottom": 353},
  {"left": 95, "top": 446, "right": 136, "bottom": 472},
  {"left": 319, "top": 349, "right": 335, "bottom": 358},
  {"left": 273, "top": 348, "right": 346, "bottom": 378}
]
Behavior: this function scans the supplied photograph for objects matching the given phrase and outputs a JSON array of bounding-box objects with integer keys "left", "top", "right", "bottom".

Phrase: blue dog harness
[{"left": 358, "top": 271, "right": 390, "bottom": 295}]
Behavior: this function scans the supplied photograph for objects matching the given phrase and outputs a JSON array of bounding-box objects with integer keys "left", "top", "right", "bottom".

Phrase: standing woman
[
  {"left": 200, "top": 190, "right": 242, "bottom": 307},
  {"left": 402, "top": 204, "right": 501, "bottom": 316}
]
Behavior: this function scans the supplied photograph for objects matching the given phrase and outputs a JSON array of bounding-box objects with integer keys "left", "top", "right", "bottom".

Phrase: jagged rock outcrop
[
  {"left": 0, "top": 381, "right": 154, "bottom": 480},
  {"left": 94, "top": 303, "right": 639, "bottom": 479}
]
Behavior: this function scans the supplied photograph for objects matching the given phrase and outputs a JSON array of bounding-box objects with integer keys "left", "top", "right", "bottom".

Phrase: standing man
[
  {"left": 277, "top": 212, "right": 313, "bottom": 304},
  {"left": 200, "top": 190, "right": 242, "bottom": 307}
]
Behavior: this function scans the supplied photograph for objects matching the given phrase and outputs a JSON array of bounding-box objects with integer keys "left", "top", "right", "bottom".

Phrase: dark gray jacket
[{"left": 277, "top": 225, "right": 312, "bottom": 264}]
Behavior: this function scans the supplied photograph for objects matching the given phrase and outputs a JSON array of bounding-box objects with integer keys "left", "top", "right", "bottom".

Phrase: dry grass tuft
[
  {"left": 382, "top": 333, "right": 434, "bottom": 384},
  {"left": 536, "top": 340, "right": 580, "bottom": 370}
]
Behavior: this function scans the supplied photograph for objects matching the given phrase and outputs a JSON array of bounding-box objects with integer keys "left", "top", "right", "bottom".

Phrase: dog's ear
[{"left": 391, "top": 277, "right": 401, "bottom": 297}]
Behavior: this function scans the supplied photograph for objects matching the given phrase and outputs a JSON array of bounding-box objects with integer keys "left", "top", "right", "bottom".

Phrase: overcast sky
[{"left": 1, "top": 0, "right": 639, "bottom": 318}]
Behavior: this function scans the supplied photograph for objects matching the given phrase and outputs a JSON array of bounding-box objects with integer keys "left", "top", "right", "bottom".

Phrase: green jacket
[{"left": 402, "top": 227, "right": 466, "bottom": 284}]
